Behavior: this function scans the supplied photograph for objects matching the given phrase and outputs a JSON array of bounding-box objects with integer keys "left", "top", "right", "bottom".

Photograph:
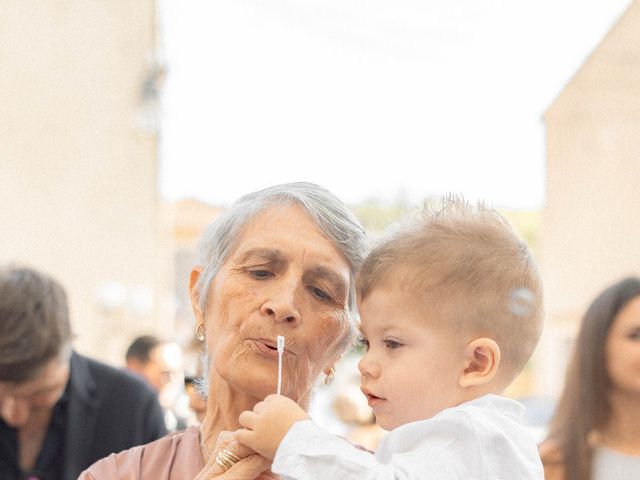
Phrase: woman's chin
[
  {"left": 215, "top": 352, "right": 311, "bottom": 403},
  {"left": 223, "top": 367, "right": 286, "bottom": 400}
]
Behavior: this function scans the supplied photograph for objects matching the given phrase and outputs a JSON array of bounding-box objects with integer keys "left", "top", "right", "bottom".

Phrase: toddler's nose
[{"left": 358, "top": 352, "right": 380, "bottom": 378}]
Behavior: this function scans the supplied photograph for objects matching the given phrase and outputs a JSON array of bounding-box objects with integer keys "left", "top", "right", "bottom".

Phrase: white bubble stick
[{"left": 276, "top": 335, "right": 285, "bottom": 395}]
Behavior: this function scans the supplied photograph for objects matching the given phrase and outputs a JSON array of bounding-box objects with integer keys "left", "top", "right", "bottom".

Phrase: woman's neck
[
  {"left": 199, "top": 373, "right": 262, "bottom": 454},
  {"left": 599, "top": 390, "right": 640, "bottom": 455}
]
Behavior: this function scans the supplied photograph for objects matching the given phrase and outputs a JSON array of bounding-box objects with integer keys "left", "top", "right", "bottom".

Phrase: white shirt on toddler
[{"left": 272, "top": 394, "right": 544, "bottom": 480}]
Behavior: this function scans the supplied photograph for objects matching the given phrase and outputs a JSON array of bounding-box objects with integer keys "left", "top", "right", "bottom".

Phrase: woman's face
[
  {"left": 194, "top": 204, "right": 352, "bottom": 403},
  {"left": 605, "top": 295, "right": 640, "bottom": 396}
]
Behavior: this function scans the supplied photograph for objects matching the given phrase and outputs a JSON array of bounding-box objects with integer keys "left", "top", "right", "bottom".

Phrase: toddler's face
[{"left": 357, "top": 286, "right": 466, "bottom": 430}]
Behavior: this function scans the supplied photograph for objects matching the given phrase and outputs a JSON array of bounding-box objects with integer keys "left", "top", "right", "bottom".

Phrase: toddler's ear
[{"left": 459, "top": 338, "right": 500, "bottom": 387}]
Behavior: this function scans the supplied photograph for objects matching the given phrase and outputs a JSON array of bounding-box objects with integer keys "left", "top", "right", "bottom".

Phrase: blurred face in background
[
  {"left": 184, "top": 376, "right": 207, "bottom": 422},
  {"left": 605, "top": 295, "right": 640, "bottom": 397},
  {"left": 0, "top": 356, "right": 69, "bottom": 429},
  {"left": 128, "top": 343, "right": 178, "bottom": 392}
]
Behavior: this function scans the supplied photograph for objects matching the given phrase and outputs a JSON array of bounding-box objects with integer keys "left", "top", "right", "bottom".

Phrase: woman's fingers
[
  {"left": 223, "top": 439, "right": 254, "bottom": 459},
  {"left": 197, "top": 431, "right": 255, "bottom": 479},
  {"left": 196, "top": 454, "right": 271, "bottom": 480},
  {"left": 218, "top": 454, "right": 272, "bottom": 480},
  {"left": 215, "top": 430, "right": 234, "bottom": 449}
]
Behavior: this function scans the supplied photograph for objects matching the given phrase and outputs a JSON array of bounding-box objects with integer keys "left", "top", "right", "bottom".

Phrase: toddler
[{"left": 236, "top": 197, "right": 545, "bottom": 479}]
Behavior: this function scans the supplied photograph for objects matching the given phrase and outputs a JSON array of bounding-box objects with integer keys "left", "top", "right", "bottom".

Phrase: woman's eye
[
  {"left": 627, "top": 329, "right": 640, "bottom": 341},
  {"left": 310, "top": 286, "right": 332, "bottom": 302},
  {"left": 384, "top": 339, "right": 403, "bottom": 349},
  {"left": 249, "top": 270, "right": 273, "bottom": 279}
]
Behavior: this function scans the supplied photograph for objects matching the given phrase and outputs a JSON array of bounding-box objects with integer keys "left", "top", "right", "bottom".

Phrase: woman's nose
[
  {"left": 358, "top": 351, "right": 380, "bottom": 378},
  {"left": 260, "top": 282, "right": 301, "bottom": 325},
  {"left": 0, "top": 397, "right": 30, "bottom": 428}
]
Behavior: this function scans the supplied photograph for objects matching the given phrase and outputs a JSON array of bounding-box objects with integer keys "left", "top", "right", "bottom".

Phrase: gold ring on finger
[{"left": 216, "top": 449, "right": 241, "bottom": 471}]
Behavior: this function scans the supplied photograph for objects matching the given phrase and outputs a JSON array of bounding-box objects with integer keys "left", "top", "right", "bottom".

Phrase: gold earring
[
  {"left": 324, "top": 367, "right": 335, "bottom": 385},
  {"left": 196, "top": 323, "right": 205, "bottom": 341}
]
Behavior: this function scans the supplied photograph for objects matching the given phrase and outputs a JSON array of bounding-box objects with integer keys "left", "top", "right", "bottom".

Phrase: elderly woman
[{"left": 81, "top": 182, "right": 368, "bottom": 479}]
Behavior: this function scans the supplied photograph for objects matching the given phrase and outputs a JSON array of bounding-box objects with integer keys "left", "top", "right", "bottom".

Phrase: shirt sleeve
[
  {"left": 272, "top": 420, "right": 398, "bottom": 480},
  {"left": 273, "top": 399, "right": 544, "bottom": 480},
  {"left": 272, "top": 415, "right": 487, "bottom": 480}
]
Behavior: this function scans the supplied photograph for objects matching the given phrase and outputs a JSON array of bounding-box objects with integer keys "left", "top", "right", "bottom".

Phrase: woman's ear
[
  {"left": 459, "top": 338, "right": 501, "bottom": 388},
  {"left": 189, "top": 267, "right": 204, "bottom": 323}
]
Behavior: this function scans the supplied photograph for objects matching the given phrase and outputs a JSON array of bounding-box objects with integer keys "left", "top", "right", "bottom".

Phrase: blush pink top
[{"left": 79, "top": 426, "right": 205, "bottom": 479}]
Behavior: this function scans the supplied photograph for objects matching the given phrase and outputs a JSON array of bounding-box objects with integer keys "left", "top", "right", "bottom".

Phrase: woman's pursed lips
[{"left": 249, "top": 338, "right": 297, "bottom": 356}]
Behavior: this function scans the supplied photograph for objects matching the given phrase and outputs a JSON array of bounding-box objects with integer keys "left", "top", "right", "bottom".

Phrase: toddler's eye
[
  {"left": 384, "top": 339, "right": 403, "bottom": 349},
  {"left": 358, "top": 337, "right": 370, "bottom": 350},
  {"left": 627, "top": 329, "right": 640, "bottom": 341}
]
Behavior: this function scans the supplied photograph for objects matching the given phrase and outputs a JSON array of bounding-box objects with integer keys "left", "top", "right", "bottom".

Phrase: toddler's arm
[{"left": 236, "top": 399, "right": 541, "bottom": 480}]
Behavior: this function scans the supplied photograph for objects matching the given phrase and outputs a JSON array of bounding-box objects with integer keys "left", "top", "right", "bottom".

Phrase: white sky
[{"left": 158, "top": 0, "right": 631, "bottom": 209}]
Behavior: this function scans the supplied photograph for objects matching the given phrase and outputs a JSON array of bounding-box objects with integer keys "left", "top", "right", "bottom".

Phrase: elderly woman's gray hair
[{"left": 195, "top": 182, "right": 368, "bottom": 314}]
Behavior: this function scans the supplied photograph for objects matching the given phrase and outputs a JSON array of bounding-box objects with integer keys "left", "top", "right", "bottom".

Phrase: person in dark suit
[{"left": 0, "top": 265, "right": 167, "bottom": 480}]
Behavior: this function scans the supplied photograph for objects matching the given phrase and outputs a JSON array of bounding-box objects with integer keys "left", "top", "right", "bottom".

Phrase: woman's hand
[
  {"left": 236, "top": 394, "right": 310, "bottom": 460},
  {"left": 195, "top": 430, "right": 273, "bottom": 480}
]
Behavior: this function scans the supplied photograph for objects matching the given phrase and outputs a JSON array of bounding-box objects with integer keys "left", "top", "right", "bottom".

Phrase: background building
[
  {"left": 539, "top": 0, "right": 640, "bottom": 395},
  {"left": 0, "top": 1, "right": 173, "bottom": 364},
  {"left": 2, "top": 0, "right": 637, "bottom": 403}
]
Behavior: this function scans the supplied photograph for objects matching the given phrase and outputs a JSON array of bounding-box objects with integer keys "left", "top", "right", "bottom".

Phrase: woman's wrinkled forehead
[
  {"left": 225, "top": 202, "right": 306, "bottom": 258},
  {"left": 230, "top": 203, "right": 340, "bottom": 253},
  {"left": 230, "top": 205, "right": 350, "bottom": 270}
]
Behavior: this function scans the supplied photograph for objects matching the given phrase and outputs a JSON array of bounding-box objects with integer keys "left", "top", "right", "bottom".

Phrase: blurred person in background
[
  {"left": 540, "top": 276, "right": 640, "bottom": 480},
  {"left": 80, "top": 182, "right": 368, "bottom": 479},
  {"left": 331, "top": 385, "right": 385, "bottom": 451},
  {"left": 0, "top": 265, "right": 167, "bottom": 480},
  {"left": 126, "top": 335, "right": 188, "bottom": 431},
  {"left": 184, "top": 375, "right": 207, "bottom": 424},
  {"left": 125, "top": 335, "right": 173, "bottom": 392},
  {"left": 182, "top": 336, "right": 208, "bottom": 425}
]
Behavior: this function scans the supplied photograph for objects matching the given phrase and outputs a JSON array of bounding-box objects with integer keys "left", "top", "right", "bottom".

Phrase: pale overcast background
[{"left": 158, "top": 0, "right": 631, "bottom": 209}]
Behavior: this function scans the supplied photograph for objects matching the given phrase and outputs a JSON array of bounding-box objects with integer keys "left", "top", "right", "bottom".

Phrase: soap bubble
[{"left": 508, "top": 287, "right": 535, "bottom": 317}]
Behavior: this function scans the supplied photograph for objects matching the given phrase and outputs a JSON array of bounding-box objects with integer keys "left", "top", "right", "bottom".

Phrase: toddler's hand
[{"left": 236, "top": 394, "right": 310, "bottom": 460}]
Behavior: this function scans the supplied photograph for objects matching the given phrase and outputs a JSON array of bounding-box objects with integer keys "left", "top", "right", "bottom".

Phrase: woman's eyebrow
[
  {"left": 304, "top": 266, "right": 348, "bottom": 300},
  {"left": 237, "top": 248, "right": 284, "bottom": 264}
]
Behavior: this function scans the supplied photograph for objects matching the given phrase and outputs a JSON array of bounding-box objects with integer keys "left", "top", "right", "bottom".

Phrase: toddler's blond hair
[{"left": 357, "top": 196, "right": 543, "bottom": 382}]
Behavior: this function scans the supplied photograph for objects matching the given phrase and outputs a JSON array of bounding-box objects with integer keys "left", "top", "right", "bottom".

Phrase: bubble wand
[{"left": 276, "top": 335, "right": 285, "bottom": 395}]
